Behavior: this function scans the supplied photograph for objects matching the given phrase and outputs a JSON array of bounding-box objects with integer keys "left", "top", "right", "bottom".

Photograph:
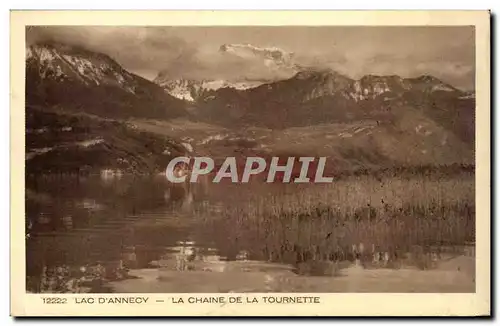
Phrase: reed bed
[{"left": 195, "top": 172, "right": 475, "bottom": 270}]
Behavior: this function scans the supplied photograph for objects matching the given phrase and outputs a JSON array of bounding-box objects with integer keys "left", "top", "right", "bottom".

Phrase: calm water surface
[{"left": 26, "top": 174, "right": 265, "bottom": 292}]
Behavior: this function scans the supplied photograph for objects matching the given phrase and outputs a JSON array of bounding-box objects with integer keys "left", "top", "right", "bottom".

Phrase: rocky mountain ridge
[{"left": 26, "top": 42, "right": 187, "bottom": 120}]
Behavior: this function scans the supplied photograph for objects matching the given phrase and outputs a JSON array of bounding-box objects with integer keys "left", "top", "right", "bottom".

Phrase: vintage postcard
[{"left": 10, "top": 10, "right": 490, "bottom": 317}]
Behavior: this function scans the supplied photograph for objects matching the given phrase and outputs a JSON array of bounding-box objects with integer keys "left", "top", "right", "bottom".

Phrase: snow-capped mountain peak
[
  {"left": 219, "top": 43, "right": 295, "bottom": 69},
  {"left": 153, "top": 75, "right": 262, "bottom": 102},
  {"left": 26, "top": 42, "right": 138, "bottom": 93},
  {"left": 26, "top": 41, "right": 187, "bottom": 120}
]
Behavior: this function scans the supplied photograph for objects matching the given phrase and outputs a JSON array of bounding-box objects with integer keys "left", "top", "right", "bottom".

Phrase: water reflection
[
  {"left": 25, "top": 173, "right": 217, "bottom": 293},
  {"left": 25, "top": 169, "right": 294, "bottom": 293}
]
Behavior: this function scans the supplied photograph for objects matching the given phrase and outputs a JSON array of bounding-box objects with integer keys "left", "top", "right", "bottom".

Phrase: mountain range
[{"left": 25, "top": 41, "right": 475, "bottom": 173}]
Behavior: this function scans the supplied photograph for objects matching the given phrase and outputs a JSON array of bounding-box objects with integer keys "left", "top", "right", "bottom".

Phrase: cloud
[
  {"left": 25, "top": 26, "right": 475, "bottom": 89},
  {"left": 162, "top": 47, "right": 298, "bottom": 81},
  {"left": 27, "top": 26, "right": 197, "bottom": 78},
  {"left": 27, "top": 26, "right": 300, "bottom": 82}
]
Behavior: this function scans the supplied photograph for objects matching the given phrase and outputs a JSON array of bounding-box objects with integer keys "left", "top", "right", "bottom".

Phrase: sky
[{"left": 26, "top": 26, "right": 475, "bottom": 90}]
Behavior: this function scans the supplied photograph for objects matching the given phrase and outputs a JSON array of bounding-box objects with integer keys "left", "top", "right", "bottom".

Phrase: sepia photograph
[{"left": 10, "top": 10, "right": 491, "bottom": 317}]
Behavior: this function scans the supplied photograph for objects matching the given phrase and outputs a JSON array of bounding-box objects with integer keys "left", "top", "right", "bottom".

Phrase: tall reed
[{"left": 195, "top": 172, "right": 475, "bottom": 269}]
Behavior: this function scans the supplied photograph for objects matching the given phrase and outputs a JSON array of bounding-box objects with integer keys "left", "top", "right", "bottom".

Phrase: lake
[{"left": 25, "top": 172, "right": 475, "bottom": 293}]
